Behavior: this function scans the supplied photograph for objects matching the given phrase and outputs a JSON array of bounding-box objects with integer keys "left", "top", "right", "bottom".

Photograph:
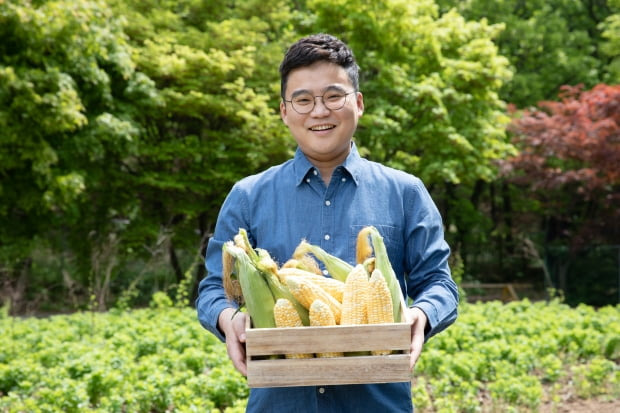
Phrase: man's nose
[{"left": 310, "top": 96, "right": 330, "bottom": 115}]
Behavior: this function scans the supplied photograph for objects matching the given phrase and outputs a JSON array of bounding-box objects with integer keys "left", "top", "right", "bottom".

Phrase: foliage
[
  {"left": 600, "top": 0, "right": 620, "bottom": 82},
  {"left": 306, "top": 0, "right": 516, "bottom": 186},
  {"left": 0, "top": 0, "right": 617, "bottom": 313},
  {"left": 436, "top": 0, "right": 618, "bottom": 107},
  {"left": 0, "top": 0, "right": 154, "bottom": 311},
  {"left": 0, "top": 306, "right": 248, "bottom": 412},
  {"left": 413, "top": 299, "right": 620, "bottom": 412},
  {"left": 501, "top": 84, "right": 620, "bottom": 249},
  {"left": 0, "top": 300, "right": 618, "bottom": 412}
]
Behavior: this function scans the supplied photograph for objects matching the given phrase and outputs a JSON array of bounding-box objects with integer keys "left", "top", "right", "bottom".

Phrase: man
[{"left": 196, "top": 33, "right": 458, "bottom": 412}]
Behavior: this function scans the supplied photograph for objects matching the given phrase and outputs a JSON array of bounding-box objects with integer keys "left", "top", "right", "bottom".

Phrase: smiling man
[{"left": 196, "top": 34, "right": 459, "bottom": 413}]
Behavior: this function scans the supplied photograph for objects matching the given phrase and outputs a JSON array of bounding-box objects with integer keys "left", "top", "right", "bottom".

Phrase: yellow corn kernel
[
  {"left": 367, "top": 269, "right": 394, "bottom": 324},
  {"left": 285, "top": 276, "right": 342, "bottom": 324},
  {"left": 356, "top": 226, "right": 374, "bottom": 264},
  {"left": 273, "top": 298, "right": 313, "bottom": 359},
  {"left": 278, "top": 268, "right": 345, "bottom": 303},
  {"left": 340, "top": 264, "right": 369, "bottom": 325},
  {"left": 368, "top": 269, "right": 395, "bottom": 355},
  {"left": 309, "top": 299, "right": 343, "bottom": 358}
]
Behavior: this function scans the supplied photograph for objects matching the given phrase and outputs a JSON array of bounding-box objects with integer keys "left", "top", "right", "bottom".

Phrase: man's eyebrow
[
  {"left": 290, "top": 89, "right": 312, "bottom": 98},
  {"left": 290, "top": 85, "right": 348, "bottom": 98}
]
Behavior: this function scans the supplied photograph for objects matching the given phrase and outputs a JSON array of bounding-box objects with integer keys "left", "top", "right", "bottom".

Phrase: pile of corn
[{"left": 222, "top": 226, "right": 404, "bottom": 357}]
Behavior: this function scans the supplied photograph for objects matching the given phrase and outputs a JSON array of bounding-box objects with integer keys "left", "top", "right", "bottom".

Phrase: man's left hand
[{"left": 405, "top": 307, "right": 427, "bottom": 370}]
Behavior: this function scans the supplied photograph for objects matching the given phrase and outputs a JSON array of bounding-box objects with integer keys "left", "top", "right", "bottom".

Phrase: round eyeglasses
[{"left": 283, "top": 90, "right": 356, "bottom": 114}]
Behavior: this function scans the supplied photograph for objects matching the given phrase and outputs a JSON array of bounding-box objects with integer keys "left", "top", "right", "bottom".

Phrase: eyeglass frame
[{"left": 282, "top": 87, "right": 357, "bottom": 114}]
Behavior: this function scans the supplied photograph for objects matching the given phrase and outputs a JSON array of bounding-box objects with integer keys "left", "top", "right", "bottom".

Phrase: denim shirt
[{"left": 196, "top": 144, "right": 458, "bottom": 413}]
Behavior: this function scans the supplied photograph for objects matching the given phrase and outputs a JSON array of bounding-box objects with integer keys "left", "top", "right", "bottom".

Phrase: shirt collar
[{"left": 293, "top": 142, "right": 362, "bottom": 186}]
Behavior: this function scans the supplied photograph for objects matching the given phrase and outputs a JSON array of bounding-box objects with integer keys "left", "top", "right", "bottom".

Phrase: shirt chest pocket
[{"left": 348, "top": 224, "right": 402, "bottom": 266}]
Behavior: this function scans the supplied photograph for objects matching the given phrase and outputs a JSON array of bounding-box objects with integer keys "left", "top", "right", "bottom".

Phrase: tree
[
  {"left": 600, "top": 0, "right": 620, "bottom": 82},
  {"left": 502, "top": 84, "right": 620, "bottom": 249},
  {"left": 307, "top": 0, "right": 515, "bottom": 187},
  {"left": 0, "top": 0, "right": 155, "bottom": 312},
  {"left": 104, "top": 0, "right": 296, "bottom": 305},
  {"left": 436, "top": 0, "right": 617, "bottom": 107}
]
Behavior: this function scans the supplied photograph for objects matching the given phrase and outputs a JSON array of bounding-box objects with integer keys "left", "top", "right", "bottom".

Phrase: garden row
[{"left": 0, "top": 296, "right": 618, "bottom": 412}]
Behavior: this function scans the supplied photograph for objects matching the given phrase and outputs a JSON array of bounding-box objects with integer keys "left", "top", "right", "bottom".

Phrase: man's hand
[
  {"left": 218, "top": 308, "right": 248, "bottom": 376},
  {"left": 405, "top": 307, "right": 428, "bottom": 370}
]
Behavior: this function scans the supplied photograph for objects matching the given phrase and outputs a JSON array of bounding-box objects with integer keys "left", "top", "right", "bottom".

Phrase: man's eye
[
  {"left": 294, "top": 97, "right": 313, "bottom": 105},
  {"left": 325, "top": 93, "right": 344, "bottom": 101}
]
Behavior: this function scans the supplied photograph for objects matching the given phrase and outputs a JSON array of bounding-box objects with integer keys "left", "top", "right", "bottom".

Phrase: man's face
[{"left": 280, "top": 61, "right": 364, "bottom": 166}]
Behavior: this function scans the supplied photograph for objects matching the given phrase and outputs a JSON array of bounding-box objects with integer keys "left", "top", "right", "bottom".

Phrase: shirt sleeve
[
  {"left": 195, "top": 184, "right": 248, "bottom": 342},
  {"left": 404, "top": 179, "right": 459, "bottom": 341}
]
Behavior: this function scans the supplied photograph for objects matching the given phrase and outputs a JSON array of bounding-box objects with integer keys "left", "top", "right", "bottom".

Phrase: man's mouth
[{"left": 309, "top": 124, "right": 335, "bottom": 131}]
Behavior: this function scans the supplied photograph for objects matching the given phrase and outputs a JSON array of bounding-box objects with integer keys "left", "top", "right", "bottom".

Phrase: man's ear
[
  {"left": 356, "top": 92, "right": 364, "bottom": 116},
  {"left": 280, "top": 100, "right": 289, "bottom": 125}
]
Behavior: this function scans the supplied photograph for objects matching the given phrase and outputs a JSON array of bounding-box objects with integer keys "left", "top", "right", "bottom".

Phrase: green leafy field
[{"left": 1, "top": 298, "right": 618, "bottom": 413}]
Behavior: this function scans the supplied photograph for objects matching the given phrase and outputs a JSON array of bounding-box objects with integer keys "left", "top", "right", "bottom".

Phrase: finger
[
  {"left": 409, "top": 332, "right": 424, "bottom": 370},
  {"left": 226, "top": 336, "right": 248, "bottom": 376}
]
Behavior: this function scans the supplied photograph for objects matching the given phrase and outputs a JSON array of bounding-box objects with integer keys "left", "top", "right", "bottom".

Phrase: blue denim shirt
[{"left": 196, "top": 144, "right": 458, "bottom": 413}]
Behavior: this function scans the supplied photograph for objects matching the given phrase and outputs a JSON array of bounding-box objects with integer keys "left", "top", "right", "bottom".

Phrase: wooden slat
[
  {"left": 247, "top": 354, "right": 411, "bottom": 388},
  {"left": 245, "top": 322, "right": 410, "bottom": 356}
]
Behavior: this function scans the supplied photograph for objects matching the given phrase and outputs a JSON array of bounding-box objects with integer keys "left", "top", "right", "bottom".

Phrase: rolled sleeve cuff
[{"left": 411, "top": 298, "right": 457, "bottom": 342}]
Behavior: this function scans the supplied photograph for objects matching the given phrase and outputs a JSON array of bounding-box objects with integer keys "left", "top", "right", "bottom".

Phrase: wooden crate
[{"left": 245, "top": 297, "right": 411, "bottom": 388}]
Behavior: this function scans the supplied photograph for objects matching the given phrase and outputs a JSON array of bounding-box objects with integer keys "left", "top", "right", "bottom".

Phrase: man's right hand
[{"left": 218, "top": 308, "right": 248, "bottom": 376}]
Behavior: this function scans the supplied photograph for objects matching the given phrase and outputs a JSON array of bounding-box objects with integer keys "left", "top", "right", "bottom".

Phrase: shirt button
[
  {"left": 325, "top": 200, "right": 331, "bottom": 206},
  {"left": 313, "top": 169, "right": 318, "bottom": 176},
  {"left": 322, "top": 269, "right": 329, "bottom": 276},
  {"left": 341, "top": 177, "right": 346, "bottom": 182},
  {"left": 306, "top": 178, "right": 310, "bottom": 183},
  {"left": 324, "top": 234, "right": 330, "bottom": 241},
  {"left": 318, "top": 387, "right": 325, "bottom": 394}
]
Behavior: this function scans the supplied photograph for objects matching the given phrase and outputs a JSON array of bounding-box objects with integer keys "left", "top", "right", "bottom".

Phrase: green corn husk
[
  {"left": 293, "top": 240, "right": 353, "bottom": 282},
  {"left": 365, "top": 226, "right": 403, "bottom": 322},
  {"left": 222, "top": 241, "right": 276, "bottom": 328},
  {"left": 237, "top": 229, "right": 310, "bottom": 326}
]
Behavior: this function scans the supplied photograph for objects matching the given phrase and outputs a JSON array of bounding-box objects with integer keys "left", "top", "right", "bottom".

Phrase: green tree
[
  {"left": 307, "top": 0, "right": 515, "bottom": 186},
  {"left": 104, "top": 0, "right": 297, "bottom": 305},
  {"left": 436, "top": 0, "right": 617, "bottom": 107},
  {"left": 600, "top": 0, "right": 620, "bottom": 81},
  {"left": 0, "top": 0, "right": 155, "bottom": 312}
]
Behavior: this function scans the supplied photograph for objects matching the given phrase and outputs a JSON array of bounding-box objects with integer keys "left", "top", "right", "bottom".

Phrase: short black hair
[{"left": 279, "top": 33, "right": 360, "bottom": 98}]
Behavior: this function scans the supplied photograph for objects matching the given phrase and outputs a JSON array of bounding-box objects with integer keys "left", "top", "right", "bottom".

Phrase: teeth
[{"left": 311, "top": 125, "right": 334, "bottom": 131}]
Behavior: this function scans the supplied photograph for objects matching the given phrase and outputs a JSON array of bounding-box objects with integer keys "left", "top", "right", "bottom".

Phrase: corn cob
[
  {"left": 278, "top": 267, "right": 345, "bottom": 303},
  {"left": 364, "top": 226, "right": 403, "bottom": 322},
  {"left": 340, "top": 264, "right": 369, "bottom": 325},
  {"left": 309, "top": 299, "right": 343, "bottom": 357},
  {"left": 282, "top": 255, "right": 323, "bottom": 275},
  {"left": 285, "top": 275, "right": 342, "bottom": 324},
  {"left": 222, "top": 242, "right": 276, "bottom": 328},
  {"left": 222, "top": 245, "right": 242, "bottom": 303},
  {"left": 368, "top": 269, "right": 395, "bottom": 355},
  {"left": 293, "top": 240, "right": 352, "bottom": 282},
  {"left": 356, "top": 226, "right": 374, "bottom": 264},
  {"left": 273, "top": 298, "right": 313, "bottom": 359}
]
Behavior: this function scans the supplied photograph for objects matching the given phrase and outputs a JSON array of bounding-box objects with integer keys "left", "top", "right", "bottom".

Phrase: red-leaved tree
[{"left": 502, "top": 84, "right": 620, "bottom": 249}]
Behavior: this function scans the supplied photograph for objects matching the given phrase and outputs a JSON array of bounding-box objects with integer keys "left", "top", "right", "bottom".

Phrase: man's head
[
  {"left": 279, "top": 34, "right": 360, "bottom": 99},
  {"left": 278, "top": 34, "right": 364, "bottom": 173}
]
